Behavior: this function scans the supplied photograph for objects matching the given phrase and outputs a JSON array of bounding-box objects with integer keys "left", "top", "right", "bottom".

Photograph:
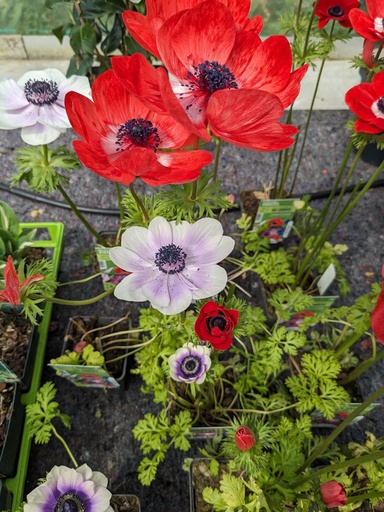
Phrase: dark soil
[
  {"left": 111, "top": 494, "right": 141, "bottom": 512},
  {"left": 0, "top": 313, "right": 33, "bottom": 380}
]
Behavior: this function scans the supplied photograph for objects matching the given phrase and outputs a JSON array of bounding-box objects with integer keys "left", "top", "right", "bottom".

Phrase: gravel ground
[{"left": 1, "top": 110, "right": 384, "bottom": 511}]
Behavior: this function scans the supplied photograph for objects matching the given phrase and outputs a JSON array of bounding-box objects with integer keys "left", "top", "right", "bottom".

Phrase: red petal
[
  {"left": 362, "top": 39, "right": 376, "bottom": 68},
  {"left": 350, "top": 9, "right": 382, "bottom": 41},
  {"left": 366, "top": 0, "right": 384, "bottom": 17},
  {"left": 122, "top": 10, "right": 160, "bottom": 58},
  {"left": 112, "top": 54, "right": 168, "bottom": 114},
  {"left": 207, "top": 89, "right": 298, "bottom": 151},
  {"left": 243, "top": 15, "right": 263, "bottom": 33},
  {"left": 2, "top": 256, "right": 21, "bottom": 306},
  {"left": 65, "top": 92, "right": 105, "bottom": 143}
]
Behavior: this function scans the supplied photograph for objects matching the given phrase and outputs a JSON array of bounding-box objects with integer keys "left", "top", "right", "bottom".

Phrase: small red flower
[
  {"left": 122, "top": 0, "right": 263, "bottom": 59},
  {"left": 268, "top": 218, "right": 284, "bottom": 227},
  {"left": 65, "top": 69, "right": 212, "bottom": 186},
  {"left": 234, "top": 426, "right": 256, "bottom": 451},
  {"left": 320, "top": 481, "right": 347, "bottom": 508},
  {"left": 194, "top": 301, "right": 239, "bottom": 351},
  {"left": 313, "top": 0, "right": 360, "bottom": 29},
  {"left": 371, "top": 282, "right": 384, "bottom": 345},
  {"left": 345, "top": 70, "right": 384, "bottom": 134},
  {"left": 0, "top": 256, "right": 44, "bottom": 306}
]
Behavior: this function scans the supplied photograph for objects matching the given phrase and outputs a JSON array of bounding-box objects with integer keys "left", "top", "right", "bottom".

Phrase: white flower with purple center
[
  {"left": 24, "top": 464, "right": 113, "bottom": 512},
  {"left": 0, "top": 68, "right": 90, "bottom": 145},
  {"left": 109, "top": 216, "right": 235, "bottom": 315},
  {"left": 168, "top": 343, "right": 211, "bottom": 384}
]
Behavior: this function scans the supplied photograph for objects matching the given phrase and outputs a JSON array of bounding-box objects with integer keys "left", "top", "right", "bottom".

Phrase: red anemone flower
[
  {"left": 349, "top": 0, "right": 384, "bottom": 66},
  {"left": 0, "top": 256, "right": 44, "bottom": 306},
  {"left": 234, "top": 426, "right": 256, "bottom": 451},
  {"left": 122, "top": 0, "right": 263, "bottom": 59},
  {"left": 371, "top": 265, "right": 384, "bottom": 344},
  {"left": 153, "top": 0, "right": 306, "bottom": 148},
  {"left": 64, "top": 70, "right": 212, "bottom": 186},
  {"left": 345, "top": 70, "right": 384, "bottom": 134},
  {"left": 194, "top": 301, "right": 239, "bottom": 350},
  {"left": 313, "top": 0, "right": 360, "bottom": 29}
]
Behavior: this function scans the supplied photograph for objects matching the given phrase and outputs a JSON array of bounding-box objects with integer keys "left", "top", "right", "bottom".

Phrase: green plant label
[
  {"left": 254, "top": 198, "right": 301, "bottom": 244},
  {"left": 94, "top": 245, "right": 129, "bottom": 291},
  {"left": 0, "top": 360, "right": 20, "bottom": 383}
]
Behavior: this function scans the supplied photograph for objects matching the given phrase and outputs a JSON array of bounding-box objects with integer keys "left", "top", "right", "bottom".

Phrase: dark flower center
[
  {"left": 180, "top": 355, "right": 201, "bottom": 376},
  {"left": 154, "top": 244, "right": 187, "bottom": 274},
  {"left": 115, "top": 118, "right": 161, "bottom": 153},
  {"left": 377, "top": 97, "right": 384, "bottom": 114},
  {"left": 207, "top": 313, "right": 227, "bottom": 332},
  {"left": 54, "top": 493, "right": 85, "bottom": 512},
  {"left": 185, "top": 60, "right": 238, "bottom": 96},
  {"left": 24, "top": 78, "right": 59, "bottom": 106},
  {"left": 327, "top": 6, "right": 344, "bottom": 17}
]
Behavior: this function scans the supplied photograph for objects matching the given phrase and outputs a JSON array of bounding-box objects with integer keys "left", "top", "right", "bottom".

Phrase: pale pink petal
[
  {"left": 0, "top": 104, "right": 39, "bottom": 129},
  {"left": 114, "top": 271, "right": 157, "bottom": 302},
  {"left": 0, "top": 79, "right": 29, "bottom": 109},
  {"left": 182, "top": 264, "right": 228, "bottom": 299}
]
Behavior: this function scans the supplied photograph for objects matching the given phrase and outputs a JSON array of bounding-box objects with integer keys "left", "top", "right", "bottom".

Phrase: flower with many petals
[
  {"left": 313, "top": 0, "right": 360, "bottom": 29},
  {"left": 168, "top": 342, "right": 211, "bottom": 384},
  {"left": 109, "top": 216, "right": 234, "bottom": 315},
  {"left": 194, "top": 301, "right": 239, "bottom": 350},
  {"left": 319, "top": 480, "right": 347, "bottom": 508},
  {"left": 122, "top": 0, "right": 263, "bottom": 59},
  {"left": 0, "top": 69, "right": 90, "bottom": 145},
  {"left": 112, "top": 0, "right": 307, "bottom": 151},
  {"left": 0, "top": 256, "right": 44, "bottom": 306},
  {"left": 24, "top": 464, "right": 113, "bottom": 512},
  {"left": 349, "top": 0, "right": 384, "bottom": 66},
  {"left": 345, "top": 70, "right": 384, "bottom": 134},
  {"left": 65, "top": 69, "right": 212, "bottom": 186}
]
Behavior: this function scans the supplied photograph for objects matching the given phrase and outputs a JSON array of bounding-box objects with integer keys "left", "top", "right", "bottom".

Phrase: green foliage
[
  {"left": 157, "top": 172, "right": 235, "bottom": 223},
  {"left": 25, "top": 381, "right": 70, "bottom": 445},
  {"left": 0, "top": 201, "right": 36, "bottom": 270},
  {"left": 16, "top": 258, "right": 58, "bottom": 324},
  {"left": 268, "top": 288, "right": 314, "bottom": 322},
  {"left": 247, "top": 249, "right": 296, "bottom": 285},
  {"left": 50, "top": 343, "right": 105, "bottom": 366},
  {"left": 133, "top": 409, "right": 192, "bottom": 485},
  {"left": 12, "top": 145, "right": 80, "bottom": 194},
  {"left": 286, "top": 350, "right": 350, "bottom": 419}
]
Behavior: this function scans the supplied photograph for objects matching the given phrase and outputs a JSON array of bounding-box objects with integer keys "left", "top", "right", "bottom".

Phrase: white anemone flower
[
  {"left": 168, "top": 342, "right": 211, "bottom": 384},
  {"left": 24, "top": 464, "right": 113, "bottom": 512},
  {"left": 0, "top": 68, "right": 90, "bottom": 145},
  {"left": 109, "top": 216, "right": 235, "bottom": 315}
]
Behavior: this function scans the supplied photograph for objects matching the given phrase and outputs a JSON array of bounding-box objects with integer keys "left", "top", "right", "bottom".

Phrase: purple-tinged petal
[
  {"left": 0, "top": 78, "right": 30, "bottom": 109},
  {"left": 182, "top": 265, "right": 228, "bottom": 299}
]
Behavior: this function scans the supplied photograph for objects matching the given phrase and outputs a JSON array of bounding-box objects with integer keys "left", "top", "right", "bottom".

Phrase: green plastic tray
[{"left": 2, "top": 222, "right": 64, "bottom": 511}]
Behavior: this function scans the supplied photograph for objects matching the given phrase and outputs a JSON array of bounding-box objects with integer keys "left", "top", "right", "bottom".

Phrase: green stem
[
  {"left": 296, "top": 382, "right": 384, "bottom": 474},
  {"left": 57, "top": 184, "right": 107, "bottom": 246},
  {"left": 51, "top": 425, "right": 78, "bottom": 468},
  {"left": 340, "top": 344, "right": 384, "bottom": 385},
  {"left": 30, "top": 288, "right": 114, "bottom": 305},
  {"left": 129, "top": 183, "right": 149, "bottom": 223},
  {"left": 347, "top": 491, "right": 384, "bottom": 504},
  {"left": 294, "top": 451, "right": 384, "bottom": 488},
  {"left": 334, "top": 329, "right": 366, "bottom": 358},
  {"left": 189, "top": 179, "right": 198, "bottom": 201},
  {"left": 57, "top": 273, "right": 103, "bottom": 286},
  {"left": 212, "top": 138, "right": 222, "bottom": 181},
  {"left": 42, "top": 144, "right": 49, "bottom": 166}
]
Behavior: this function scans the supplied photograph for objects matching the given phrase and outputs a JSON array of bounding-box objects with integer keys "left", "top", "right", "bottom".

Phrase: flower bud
[
  {"left": 320, "top": 481, "right": 347, "bottom": 508},
  {"left": 234, "top": 426, "right": 256, "bottom": 451}
]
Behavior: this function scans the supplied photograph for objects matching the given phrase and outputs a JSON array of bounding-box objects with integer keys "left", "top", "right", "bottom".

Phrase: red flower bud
[
  {"left": 234, "top": 426, "right": 256, "bottom": 451},
  {"left": 320, "top": 481, "right": 347, "bottom": 508},
  {"left": 73, "top": 341, "right": 89, "bottom": 353},
  {"left": 194, "top": 301, "right": 239, "bottom": 351}
]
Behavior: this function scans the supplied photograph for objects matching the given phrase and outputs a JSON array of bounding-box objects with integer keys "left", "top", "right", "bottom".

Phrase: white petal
[
  {"left": 113, "top": 272, "right": 154, "bottom": 302},
  {"left": 141, "top": 272, "right": 170, "bottom": 308},
  {"left": 57, "top": 468, "right": 84, "bottom": 493},
  {"left": 88, "top": 487, "right": 112, "bottom": 512},
  {"left": 86, "top": 470, "right": 108, "bottom": 488},
  {"left": 37, "top": 103, "right": 70, "bottom": 129},
  {"left": 0, "top": 104, "right": 38, "bottom": 129},
  {"left": 109, "top": 246, "right": 153, "bottom": 272},
  {"left": 186, "top": 235, "right": 234, "bottom": 266},
  {"left": 58, "top": 75, "right": 91, "bottom": 101},
  {"left": 17, "top": 68, "right": 66, "bottom": 88},
  {"left": 21, "top": 122, "right": 64, "bottom": 145},
  {"left": 148, "top": 216, "right": 173, "bottom": 248},
  {"left": 75, "top": 464, "right": 94, "bottom": 481},
  {"left": 170, "top": 220, "right": 190, "bottom": 246},
  {"left": 182, "top": 265, "right": 228, "bottom": 299},
  {"left": 182, "top": 218, "right": 234, "bottom": 263},
  {"left": 150, "top": 273, "right": 193, "bottom": 315},
  {"left": 0, "top": 79, "right": 29, "bottom": 109}
]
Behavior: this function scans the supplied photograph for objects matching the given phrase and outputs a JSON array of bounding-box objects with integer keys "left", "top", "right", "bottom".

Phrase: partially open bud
[
  {"left": 234, "top": 425, "right": 256, "bottom": 451},
  {"left": 320, "top": 481, "right": 347, "bottom": 508}
]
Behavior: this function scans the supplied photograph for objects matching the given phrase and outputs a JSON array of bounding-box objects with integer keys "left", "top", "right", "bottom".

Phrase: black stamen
[
  {"left": 183, "top": 60, "right": 238, "bottom": 97},
  {"left": 155, "top": 244, "right": 187, "bottom": 274},
  {"left": 115, "top": 118, "right": 161, "bottom": 153},
  {"left": 327, "top": 5, "right": 344, "bottom": 17},
  {"left": 24, "top": 78, "right": 59, "bottom": 106}
]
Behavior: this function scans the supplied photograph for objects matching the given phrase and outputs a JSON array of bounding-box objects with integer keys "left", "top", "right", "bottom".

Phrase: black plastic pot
[{"left": 0, "top": 384, "right": 25, "bottom": 478}]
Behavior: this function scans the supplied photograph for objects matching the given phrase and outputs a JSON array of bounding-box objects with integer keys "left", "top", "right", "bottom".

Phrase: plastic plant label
[
  {"left": 48, "top": 363, "right": 120, "bottom": 389},
  {"left": 0, "top": 360, "right": 20, "bottom": 383},
  {"left": 253, "top": 198, "right": 300, "bottom": 244},
  {"left": 94, "top": 245, "right": 129, "bottom": 291},
  {"left": 311, "top": 402, "right": 381, "bottom": 428},
  {"left": 281, "top": 296, "right": 338, "bottom": 331},
  {"left": 317, "top": 263, "right": 336, "bottom": 295}
]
